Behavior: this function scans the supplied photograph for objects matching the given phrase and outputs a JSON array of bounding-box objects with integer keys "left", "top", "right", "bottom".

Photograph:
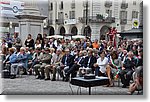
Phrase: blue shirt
[{"left": 9, "top": 53, "right": 17, "bottom": 63}]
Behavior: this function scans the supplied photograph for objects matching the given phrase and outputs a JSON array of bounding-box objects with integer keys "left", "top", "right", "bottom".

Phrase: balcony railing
[
  {"left": 121, "top": 3, "right": 128, "bottom": 9},
  {"left": 120, "top": 19, "right": 127, "bottom": 24},
  {"left": 105, "top": 1, "right": 112, "bottom": 8},
  {"left": 78, "top": 16, "right": 115, "bottom": 23},
  {"left": 55, "top": 19, "right": 64, "bottom": 25}
]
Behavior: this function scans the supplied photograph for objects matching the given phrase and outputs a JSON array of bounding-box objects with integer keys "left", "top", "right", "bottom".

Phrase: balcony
[
  {"left": 120, "top": 19, "right": 127, "bottom": 24},
  {"left": 55, "top": 19, "right": 64, "bottom": 25},
  {"left": 105, "top": 1, "right": 112, "bottom": 8},
  {"left": 121, "top": 3, "right": 128, "bottom": 9},
  {"left": 78, "top": 16, "right": 115, "bottom": 23}
]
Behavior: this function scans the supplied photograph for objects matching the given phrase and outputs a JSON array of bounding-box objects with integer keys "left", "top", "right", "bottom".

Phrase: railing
[
  {"left": 55, "top": 19, "right": 64, "bottom": 25},
  {"left": 78, "top": 16, "right": 115, "bottom": 23}
]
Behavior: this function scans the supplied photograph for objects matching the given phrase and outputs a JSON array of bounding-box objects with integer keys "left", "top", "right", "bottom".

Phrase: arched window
[
  {"left": 60, "top": 26, "right": 66, "bottom": 35},
  {"left": 100, "top": 25, "right": 110, "bottom": 40},
  {"left": 83, "top": 26, "right": 91, "bottom": 37},
  {"left": 71, "top": 26, "right": 78, "bottom": 35},
  {"left": 49, "top": 26, "right": 55, "bottom": 36}
]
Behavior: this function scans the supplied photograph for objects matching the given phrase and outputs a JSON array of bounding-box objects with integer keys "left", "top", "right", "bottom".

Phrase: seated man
[
  {"left": 57, "top": 48, "right": 74, "bottom": 81},
  {"left": 34, "top": 47, "right": 51, "bottom": 79},
  {"left": 44, "top": 49, "right": 63, "bottom": 81},
  {"left": 29, "top": 47, "right": 43, "bottom": 73},
  {"left": 65, "top": 51, "right": 85, "bottom": 81},
  {"left": 4, "top": 48, "right": 16, "bottom": 78},
  {"left": 27, "top": 48, "right": 34, "bottom": 75},
  {"left": 119, "top": 51, "right": 138, "bottom": 88},
  {"left": 79, "top": 50, "right": 97, "bottom": 76},
  {"left": 129, "top": 66, "right": 143, "bottom": 94},
  {"left": 10, "top": 47, "right": 28, "bottom": 79}
]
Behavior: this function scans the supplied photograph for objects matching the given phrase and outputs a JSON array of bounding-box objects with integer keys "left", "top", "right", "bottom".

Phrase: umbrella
[
  {"left": 46, "top": 35, "right": 64, "bottom": 39},
  {"left": 72, "top": 35, "right": 85, "bottom": 39}
]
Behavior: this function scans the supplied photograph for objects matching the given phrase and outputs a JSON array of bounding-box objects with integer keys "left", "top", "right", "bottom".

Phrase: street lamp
[{"left": 85, "top": 0, "right": 88, "bottom": 38}]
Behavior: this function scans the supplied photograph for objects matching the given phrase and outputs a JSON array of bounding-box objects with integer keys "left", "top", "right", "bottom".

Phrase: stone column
[{"left": 16, "top": 0, "right": 47, "bottom": 45}]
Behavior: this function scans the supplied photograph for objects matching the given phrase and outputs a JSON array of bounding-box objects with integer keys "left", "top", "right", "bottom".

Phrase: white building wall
[{"left": 48, "top": 0, "right": 142, "bottom": 40}]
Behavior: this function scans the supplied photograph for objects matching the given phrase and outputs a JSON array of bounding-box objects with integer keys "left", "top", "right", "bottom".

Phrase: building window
[
  {"left": 71, "top": 0, "right": 75, "bottom": 9},
  {"left": 69, "top": 11, "right": 75, "bottom": 19},
  {"left": 59, "top": 1, "right": 63, "bottom": 10},
  {"left": 120, "top": 11, "right": 127, "bottom": 24},
  {"left": 121, "top": 0, "right": 128, "bottom": 9},
  {"left": 58, "top": 12, "right": 64, "bottom": 20},
  {"left": 49, "top": 3, "right": 53, "bottom": 11},
  {"left": 120, "top": 11, "right": 127, "bottom": 19},
  {"left": 133, "top": 1, "right": 136, "bottom": 5},
  {"left": 132, "top": 11, "right": 138, "bottom": 19},
  {"left": 106, "top": 9, "right": 112, "bottom": 17},
  {"left": 49, "top": 12, "right": 53, "bottom": 24}
]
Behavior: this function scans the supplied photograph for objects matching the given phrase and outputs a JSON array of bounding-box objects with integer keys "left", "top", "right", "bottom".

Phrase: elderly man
[
  {"left": 65, "top": 51, "right": 85, "bottom": 81},
  {"left": 119, "top": 51, "right": 138, "bottom": 88},
  {"left": 34, "top": 47, "right": 51, "bottom": 79},
  {"left": 10, "top": 47, "right": 28, "bottom": 79},
  {"left": 44, "top": 49, "right": 63, "bottom": 81},
  {"left": 58, "top": 48, "right": 74, "bottom": 81},
  {"left": 82, "top": 49, "right": 97, "bottom": 73}
]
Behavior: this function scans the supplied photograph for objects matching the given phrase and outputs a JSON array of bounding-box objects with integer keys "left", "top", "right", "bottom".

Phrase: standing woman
[
  {"left": 36, "top": 33, "right": 44, "bottom": 49},
  {"left": 34, "top": 40, "right": 42, "bottom": 49},
  {"left": 24, "top": 34, "right": 34, "bottom": 49}
]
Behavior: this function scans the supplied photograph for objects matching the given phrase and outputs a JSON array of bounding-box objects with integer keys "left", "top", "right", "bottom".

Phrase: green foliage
[{"left": 96, "top": 14, "right": 104, "bottom": 19}]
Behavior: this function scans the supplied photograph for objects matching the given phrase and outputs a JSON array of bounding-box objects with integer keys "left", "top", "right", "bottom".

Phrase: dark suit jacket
[
  {"left": 61, "top": 54, "right": 74, "bottom": 68},
  {"left": 123, "top": 57, "right": 138, "bottom": 69},
  {"left": 78, "top": 57, "right": 85, "bottom": 67},
  {"left": 83, "top": 56, "right": 97, "bottom": 69}
]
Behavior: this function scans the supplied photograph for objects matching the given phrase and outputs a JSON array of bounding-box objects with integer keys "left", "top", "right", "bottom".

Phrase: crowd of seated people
[{"left": 1, "top": 33, "right": 143, "bottom": 93}]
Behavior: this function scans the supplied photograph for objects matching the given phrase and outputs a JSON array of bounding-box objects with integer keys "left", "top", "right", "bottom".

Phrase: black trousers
[
  {"left": 119, "top": 69, "right": 133, "bottom": 86},
  {"left": 66, "top": 64, "right": 80, "bottom": 78}
]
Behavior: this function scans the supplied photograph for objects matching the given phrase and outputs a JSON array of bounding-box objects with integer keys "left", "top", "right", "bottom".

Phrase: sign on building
[
  {"left": 0, "top": 1, "right": 24, "bottom": 17},
  {"left": 64, "top": 19, "right": 77, "bottom": 25},
  {"left": 132, "top": 19, "right": 140, "bottom": 28}
]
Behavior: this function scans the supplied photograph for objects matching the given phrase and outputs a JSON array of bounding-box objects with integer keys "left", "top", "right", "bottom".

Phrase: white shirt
[
  {"left": 96, "top": 57, "right": 108, "bottom": 73},
  {"left": 35, "top": 44, "right": 41, "bottom": 49}
]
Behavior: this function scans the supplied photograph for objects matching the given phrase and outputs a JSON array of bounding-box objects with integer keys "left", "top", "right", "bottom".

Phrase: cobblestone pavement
[{"left": 1, "top": 75, "right": 135, "bottom": 95}]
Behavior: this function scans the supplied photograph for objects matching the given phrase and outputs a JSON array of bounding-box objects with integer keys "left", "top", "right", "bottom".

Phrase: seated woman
[
  {"left": 94, "top": 50, "right": 110, "bottom": 84},
  {"left": 106, "top": 50, "right": 122, "bottom": 87}
]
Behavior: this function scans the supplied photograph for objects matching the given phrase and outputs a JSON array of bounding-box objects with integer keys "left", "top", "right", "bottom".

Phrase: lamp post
[{"left": 85, "top": 0, "right": 88, "bottom": 38}]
